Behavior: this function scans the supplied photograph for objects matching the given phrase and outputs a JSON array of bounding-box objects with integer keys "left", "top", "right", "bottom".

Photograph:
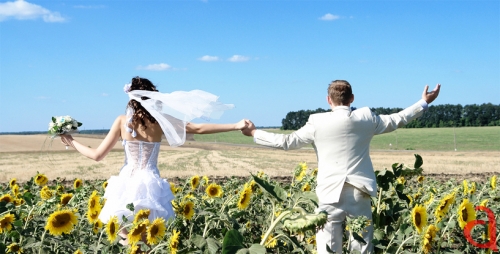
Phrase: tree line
[{"left": 281, "top": 103, "right": 500, "bottom": 130}]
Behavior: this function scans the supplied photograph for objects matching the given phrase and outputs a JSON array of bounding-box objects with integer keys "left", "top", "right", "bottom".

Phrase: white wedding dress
[{"left": 98, "top": 139, "right": 175, "bottom": 223}]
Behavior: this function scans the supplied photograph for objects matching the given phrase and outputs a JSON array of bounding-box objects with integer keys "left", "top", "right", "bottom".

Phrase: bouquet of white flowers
[{"left": 48, "top": 115, "right": 82, "bottom": 137}]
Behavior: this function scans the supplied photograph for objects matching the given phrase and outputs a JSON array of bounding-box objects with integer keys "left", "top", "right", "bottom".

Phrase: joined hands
[{"left": 241, "top": 119, "right": 256, "bottom": 137}]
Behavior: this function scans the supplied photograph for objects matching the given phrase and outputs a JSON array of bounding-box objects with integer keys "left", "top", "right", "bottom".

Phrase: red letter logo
[{"left": 463, "top": 206, "right": 498, "bottom": 251}]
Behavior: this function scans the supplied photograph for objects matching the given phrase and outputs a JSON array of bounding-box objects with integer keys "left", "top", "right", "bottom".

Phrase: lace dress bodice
[
  {"left": 121, "top": 140, "right": 161, "bottom": 177},
  {"left": 99, "top": 139, "right": 174, "bottom": 223}
]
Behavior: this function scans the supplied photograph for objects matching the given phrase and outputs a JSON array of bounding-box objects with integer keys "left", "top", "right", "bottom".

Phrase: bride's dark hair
[{"left": 127, "top": 76, "right": 159, "bottom": 129}]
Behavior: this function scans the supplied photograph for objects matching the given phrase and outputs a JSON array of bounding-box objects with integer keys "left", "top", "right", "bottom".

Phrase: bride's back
[{"left": 120, "top": 116, "right": 163, "bottom": 143}]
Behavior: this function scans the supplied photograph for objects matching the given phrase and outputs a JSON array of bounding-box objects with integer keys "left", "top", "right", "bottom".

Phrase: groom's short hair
[{"left": 328, "top": 80, "right": 353, "bottom": 106}]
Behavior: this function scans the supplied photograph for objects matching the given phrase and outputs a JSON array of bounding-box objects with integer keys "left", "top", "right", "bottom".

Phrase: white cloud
[
  {"left": 137, "top": 63, "right": 172, "bottom": 71},
  {"left": 101, "top": 93, "right": 109, "bottom": 97},
  {"left": 0, "top": 0, "right": 65, "bottom": 22},
  {"left": 198, "top": 55, "right": 220, "bottom": 62},
  {"left": 73, "top": 5, "right": 105, "bottom": 9},
  {"left": 319, "top": 13, "right": 340, "bottom": 21},
  {"left": 227, "top": 55, "right": 250, "bottom": 62}
]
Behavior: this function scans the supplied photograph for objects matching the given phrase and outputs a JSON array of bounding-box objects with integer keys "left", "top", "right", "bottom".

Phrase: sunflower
[
  {"left": 56, "top": 185, "right": 64, "bottom": 193},
  {"left": 301, "top": 183, "right": 311, "bottom": 192},
  {"left": 40, "top": 186, "right": 53, "bottom": 200},
  {"left": 407, "top": 195, "right": 414, "bottom": 207},
  {"left": 424, "top": 193, "right": 434, "bottom": 206},
  {"left": 469, "top": 182, "right": 476, "bottom": 195},
  {"left": 0, "top": 193, "right": 13, "bottom": 203},
  {"left": 246, "top": 180, "right": 260, "bottom": 193},
  {"left": 9, "top": 178, "right": 17, "bottom": 188},
  {"left": 397, "top": 177, "right": 406, "bottom": 185},
  {"left": 106, "top": 216, "right": 119, "bottom": 243},
  {"left": 457, "top": 198, "right": 476, "bottom": 229},
  {"left": 295, "top": 168, "right": 307, "bottom": 182},
  {"left": 92, "top": 219, "right": 103, "bottom": 234},
  {"left": 13, "top": 198, "right": 24, "bottom": 206},
  {"left": 169, "top": 229, "right": 181, "bottom": 254},
  {"left": 480, "top": 199, "right": 489, "bottom": 207},
  {"left": 73, "top": 250, "right": 83, "bottom": 254},
  {"left": 299, "top": 162, "right": 308, "bottom": 171},
  {"left": 128, "top": 244, "right": 139, "bottom": 254},
  {"left": 434, "top": 192, "right": 455, "bottom": 221},
  {"left": 202, "top": 176, "right": 210, "bottom": 186},
  {"left": 262, "top": 234, "right": 278, "bottom": 248},
  {"left": 45, "top": 209, "right": 78, "bottom": 236},
  {"left": 127, "top": 219, "right": 149, "bottom": 245},
  {"left": 0, "top": 213, "right": 15, "bottom": 233},
  {"left": 237, "top": 185, "right": 252, "bottom": 210},
  {"left": 491, "top": 175, "right": 497, "bottom": 190},
  {"left": 257, "top": 170, "right": 266, "bottom": 178},
  {"left": 311, "top": 168, "right": 318, "bottom": 177},
  {"left": 34, "top": 174, "right": 48, "bottom": 186},
  {"left": 133, "top": 209, "right": 151, "bottom": 224},
  {"left": 417, "top": 175, "right": 424, "bottom": 183},
  {"left": 190, "top": 175, "right": 200, "bottom": 190},
  {"left": 422, "top": 225, "right": 438, "bottom": 253},
  {"left": 412, "top": 205, "right": 428, "bottom": 234},
  {"left": 205, "top": 183, "right": 223, "bottom": 198},
  {"left": 169, "top": 182, "right": 178, "bottom": 194},
  {"left": 462, "top": 180, "right": 469, "bottom": 195},
  {"left": 60, "top": 193, "right": 73, "bottom": 206},
  {"left": 307, "top": 235, "right": 316, "bottom": 245},
  {"left": 146, "top": 217, "right": 166, "bottom": 245},
  {"left": 74, "top": 179, "right": 83, "bottom": 189},
  {"left": 102, "top": 181, "right": 108, "bottom": 189},
  {"left": 181, "top": 201, "right": 195, "bottom": 220},
  {"left": 87, "top": 191, "right": 102, "bottom": 223},
  {"left": 6, "top": 242, "right": 23, "bottom": 253}
]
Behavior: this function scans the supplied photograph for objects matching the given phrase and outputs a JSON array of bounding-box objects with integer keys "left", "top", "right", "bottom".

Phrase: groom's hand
[
  {"left": 422, "top": 83, "right": 441, "bottom": 104},
  {"left": 241, "top": 120, "right": 256, "bottom": 137}
]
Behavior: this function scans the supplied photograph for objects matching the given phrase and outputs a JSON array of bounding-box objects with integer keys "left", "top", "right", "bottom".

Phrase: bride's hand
[
  {"left": 60, "top": 134, "right": 74, "bottom": 148},
  {"left": 235, "top": 119, "right": 248, "bottom": 130}
]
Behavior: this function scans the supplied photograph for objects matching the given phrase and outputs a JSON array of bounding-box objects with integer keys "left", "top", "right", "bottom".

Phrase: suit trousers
[{"left": 315, "top": 183, "right": 374, "bottom": 254}]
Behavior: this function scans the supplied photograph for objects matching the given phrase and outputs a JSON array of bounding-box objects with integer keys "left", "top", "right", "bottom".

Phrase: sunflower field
[{"left": 0, "top": 154, "right": 498, "bottom": 254}]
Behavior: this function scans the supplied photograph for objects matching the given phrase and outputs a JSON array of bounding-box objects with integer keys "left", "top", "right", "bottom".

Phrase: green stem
[
  {"left": 436, "top": 214, "right": 456, "bottom": 254},
  {"left": 94, "top": 229, "right": 106, "bottom": 254},
  {"left": 383, "top": 228, "right": 401, "bottom": 254},
  {"left": 23, "top": 206, "right": 36, "bottom": 229},
  {"left": 38, "top": 230, "right": 47, "bottom": 254},
  {"left": 202, "top": 217, "right": 210, "bottom": 238},
  {"left": 376, "top": 189, "right": 383, "bottom": 227},
  {"left": 260, "top": 211, "right": 292, "bottom": 246},
  {"left": 395, "top": 235, "right": 415, "bottom": 254}
]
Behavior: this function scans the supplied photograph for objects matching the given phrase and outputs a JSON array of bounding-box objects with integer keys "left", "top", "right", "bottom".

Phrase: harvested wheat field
[{"left": 0, "top": 134, "right": 498, "bottom": 184}]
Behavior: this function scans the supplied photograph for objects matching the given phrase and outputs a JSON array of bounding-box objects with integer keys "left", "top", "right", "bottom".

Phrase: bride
[{"left": 60, "top": 76, "right": 247, "bottom": 244}]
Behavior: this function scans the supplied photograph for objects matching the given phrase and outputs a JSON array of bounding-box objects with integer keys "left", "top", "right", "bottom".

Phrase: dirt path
[{"left": 0, "top": 135, "right": 498, "bottom": 184}]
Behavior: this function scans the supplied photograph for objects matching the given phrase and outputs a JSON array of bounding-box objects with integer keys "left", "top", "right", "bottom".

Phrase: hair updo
[{"left": 127, "top": 76, "right": 159, "bottom": 130}]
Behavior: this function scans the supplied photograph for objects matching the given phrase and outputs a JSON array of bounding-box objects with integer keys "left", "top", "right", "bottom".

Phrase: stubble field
[{"left": 0, "top": 129, "right": 498, "bottom": 184}]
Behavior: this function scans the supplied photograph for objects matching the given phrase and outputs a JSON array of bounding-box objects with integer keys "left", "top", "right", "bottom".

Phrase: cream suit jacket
[{"left": 254, "top": 100, "right": 427, "bottom": 204}]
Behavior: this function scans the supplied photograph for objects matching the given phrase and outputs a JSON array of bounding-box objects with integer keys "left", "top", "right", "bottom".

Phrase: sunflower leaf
[
  {"left": 207, "top": 237, "right": 220, "bottom": 254},
  {"left": 248, "top": 244, "right": 267, "bottom": 254},
  {"left": 222, "top": 229, "right": 245, "bottom": 254},
  {"left": 251, "top": 173, "right": 287, "bottom": 202},
  {"left": 413, "top": 154, "right": 423, "bottom": 169},
  {"left": 192, "top": 234, "right": 207, "bottom": 249}
]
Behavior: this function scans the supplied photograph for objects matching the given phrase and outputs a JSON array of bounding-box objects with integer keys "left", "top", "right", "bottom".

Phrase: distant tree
[{"left": 281, "top": 103, "right": 500, "bottom": 130}]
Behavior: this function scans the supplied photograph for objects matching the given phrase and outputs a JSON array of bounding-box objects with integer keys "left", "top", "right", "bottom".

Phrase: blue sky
[{"left": 1, "top": 0, "right": 499, "bottom": 132}]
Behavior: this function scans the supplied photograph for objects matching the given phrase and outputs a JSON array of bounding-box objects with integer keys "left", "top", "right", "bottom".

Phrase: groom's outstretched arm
[{"left": 242, "top": 119, "right": 315, "bottom": 150}]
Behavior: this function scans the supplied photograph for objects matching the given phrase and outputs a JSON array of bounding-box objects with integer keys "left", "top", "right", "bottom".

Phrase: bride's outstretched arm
[
  {"left": 60, "top": 116, "right": 122, "bottom": 161},
  {"left": 186, "top": 119, "right": 247, "bottom": 134}
]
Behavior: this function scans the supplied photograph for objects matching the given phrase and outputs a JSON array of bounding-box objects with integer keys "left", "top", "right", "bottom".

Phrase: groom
[{"left": 241, "top": 80, "right": 441, "bottom": 253}]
